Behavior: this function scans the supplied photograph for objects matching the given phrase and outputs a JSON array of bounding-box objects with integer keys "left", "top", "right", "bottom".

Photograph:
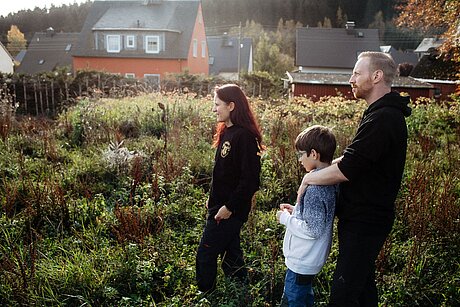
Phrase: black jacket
[
  {"left": 208, "top": 125, "right": 261, "bottom": 222},
  {"left": 337, "top": 92, "right": 412, "bottom": 234}
]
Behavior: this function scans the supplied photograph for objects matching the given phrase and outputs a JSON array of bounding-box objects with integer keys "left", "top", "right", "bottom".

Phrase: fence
[{"left": 0, "top": 71, "right": 282, "bottom": 117}]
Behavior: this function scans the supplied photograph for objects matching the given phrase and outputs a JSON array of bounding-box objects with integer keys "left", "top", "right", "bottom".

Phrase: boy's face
[{"left": 298, "top": 150, "right": 317, "bottom": 172}]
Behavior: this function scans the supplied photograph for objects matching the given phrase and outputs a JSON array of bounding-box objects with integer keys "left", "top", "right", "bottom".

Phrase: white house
[{"left": 0, "top": 41, "right": 14, "bottom": 74}]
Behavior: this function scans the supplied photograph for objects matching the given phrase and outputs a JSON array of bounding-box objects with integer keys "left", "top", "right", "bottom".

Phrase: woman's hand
[{"left": 215, "top": 205, "right": 232, "bottom": 223}]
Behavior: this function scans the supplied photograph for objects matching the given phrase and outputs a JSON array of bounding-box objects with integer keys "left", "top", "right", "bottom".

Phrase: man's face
[{"left": 349, "top": 57, "right": 374, "bottom": 100}]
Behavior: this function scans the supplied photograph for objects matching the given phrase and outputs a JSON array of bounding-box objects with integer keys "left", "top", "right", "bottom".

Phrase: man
[{"left": 297, "top": 51, "right": 412, "bottom": 306}]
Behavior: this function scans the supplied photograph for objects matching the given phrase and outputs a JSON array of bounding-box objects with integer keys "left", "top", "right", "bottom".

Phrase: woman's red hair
[{"left": 212, "top": 84, "right": 262, "bottom": 148}]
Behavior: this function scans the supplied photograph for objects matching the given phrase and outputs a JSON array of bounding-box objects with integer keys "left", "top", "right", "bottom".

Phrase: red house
[
  {"left": 72, "top": 0, "right": 208, "bottom": 85},
  {"left": 286, "top": 72, "right": 435, "bottom": 102}
]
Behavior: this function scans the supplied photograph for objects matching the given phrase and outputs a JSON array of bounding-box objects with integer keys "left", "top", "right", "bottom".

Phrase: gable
[{"left": 296, "top": 27, "right": 380, "bottom": 69}]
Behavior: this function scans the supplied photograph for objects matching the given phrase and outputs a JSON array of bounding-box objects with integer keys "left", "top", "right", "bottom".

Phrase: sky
[{"left": 0, "top": 0, "right": 90, "bottom": 17}]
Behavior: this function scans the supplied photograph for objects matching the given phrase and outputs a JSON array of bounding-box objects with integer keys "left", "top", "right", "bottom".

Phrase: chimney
[
  {"left": 345, "top": 21, "right": 356, "bottom": 35},
  {"left": 345, "top": 21, "right": 355, "bottom": 30},
  {"left": 46, "top": 27, "right": 55, "bottom": 37},
  {"left": 222, "top": 32, "right": 233, "bottom": 47}
]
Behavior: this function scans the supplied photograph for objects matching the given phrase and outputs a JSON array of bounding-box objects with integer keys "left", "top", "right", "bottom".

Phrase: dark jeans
[
  {"left": 328, "top": 223, "right": 389, "bottom": 307},
  {"left": 196, "top": 217, "right": 247, "bottom": 293},
  {"left": 280, "top": 269, "right": 314, "bottom": 307}
]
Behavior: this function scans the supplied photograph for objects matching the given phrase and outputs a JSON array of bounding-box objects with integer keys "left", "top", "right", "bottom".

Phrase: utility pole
[{"left": 237, "top": 21, "right": 242, "bottom": 81}]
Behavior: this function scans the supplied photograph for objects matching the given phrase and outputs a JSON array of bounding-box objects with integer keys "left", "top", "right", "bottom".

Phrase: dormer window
[
  {"left": 65, "top": 44, "right": 72, "bottom": 51},
  {"left": 107, "top": 35, "right": 121, "bottom": 53},
  {"left": 126, "top": 35, "right": 136, "bottom": 48},
  {"left": 145, "top": 35, "right": 160, "bottom": 54},
  {"left": 38, "top": 59, "right": 45, "bottom": 65}
]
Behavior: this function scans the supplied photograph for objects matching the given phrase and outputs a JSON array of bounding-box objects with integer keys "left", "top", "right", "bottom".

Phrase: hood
[{"left": 366, "top": 92, "right": 412, "bottom": 117}]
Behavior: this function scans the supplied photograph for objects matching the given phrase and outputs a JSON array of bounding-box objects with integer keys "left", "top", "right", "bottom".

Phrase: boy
[{"left": 276, "top": 125, "right": 337, "bottom": 306}]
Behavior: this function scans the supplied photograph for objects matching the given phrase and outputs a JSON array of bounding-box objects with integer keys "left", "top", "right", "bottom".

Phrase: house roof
[
  {"left": 296, "top": 27, "right": 380, "bottom": 69},
  {"left": 15, "top": 31, "right": 79, "bottom": 75},
  {"left": 286, "top": 72, "right": 434, "bottom": 89},
  {"left": 207, "top": 36, "right": 252, "bottom": 74},
  {"left": 73, "top": 0, "right": 200, "bottom": 59},
  {"left": 15, "top": 49, "right": 27, "bottom": 63},
  {"left": 380, "top": 45, "right": 418, "bottom": 66},
  {"left": 414, "top": 37, "right": 445, "bottom": 53}
]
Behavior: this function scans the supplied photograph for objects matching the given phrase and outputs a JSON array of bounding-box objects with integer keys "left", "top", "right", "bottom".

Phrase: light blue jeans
[{"left": 280, "top": 268, "right": 314, "bottom": 307}]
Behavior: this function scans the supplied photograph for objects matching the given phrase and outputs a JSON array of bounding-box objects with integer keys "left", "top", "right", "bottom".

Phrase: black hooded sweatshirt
[
  {"left": 208, "top": 125, "right": 261, "bottom": 222},
  {"left": 337, "top": 92, "right": 412, "bottom": 234}
]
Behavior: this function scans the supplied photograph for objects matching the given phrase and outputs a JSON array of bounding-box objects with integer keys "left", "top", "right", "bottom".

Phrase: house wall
[
  {"left": 0, "top": 45, "right": 13, "bottom": 74},
  {"left": 292, "top": 84, "right": 353, "bottom": 101},
  {"left": 392, "top": 87, "right": 434, "bottom": 101},
  {"left": 185, "top": 3, "right": 208, "bottom": 75},
  {"left": 73, "top": 57, "right": 185, "bottom": 79},
  {"left": 292, "top": 83, "right": 434, "bottom": 102},
  {"left": 430, "top": 82, "right": 458, "bottom": 101}
]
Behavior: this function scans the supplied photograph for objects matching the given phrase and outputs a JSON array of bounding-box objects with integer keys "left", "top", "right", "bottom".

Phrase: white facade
[{"left": 0, "top": 42, "right": 14, "bottom": 74}]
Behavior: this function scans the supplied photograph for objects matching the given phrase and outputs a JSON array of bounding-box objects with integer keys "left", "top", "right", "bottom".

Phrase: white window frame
[
  {"left": 125, "top": 73, "right": 135, "bottom": 78},
  {"left": 126, "top": 35, "right": 136, "bottom": 48},
  {"left": 192, "top": 39, "right": 198, "bottom": 57},
  {"left": 106, "top": 35, "right": 121, "bottom": 53},
  {"left": 145, "top": 35, "right": 160, "bottom": 54},
  {"left": 201, "top": 40, "right": 206, "bottom": 58}
]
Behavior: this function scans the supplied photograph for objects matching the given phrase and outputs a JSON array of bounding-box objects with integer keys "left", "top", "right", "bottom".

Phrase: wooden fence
[{"left": 0, "top": 72, "right": 281, "bottom": 117}]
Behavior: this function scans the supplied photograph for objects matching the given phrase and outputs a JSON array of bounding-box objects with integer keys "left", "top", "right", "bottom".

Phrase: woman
[{"left": 196, "top": 84, "right": 262, "bottom": 293}]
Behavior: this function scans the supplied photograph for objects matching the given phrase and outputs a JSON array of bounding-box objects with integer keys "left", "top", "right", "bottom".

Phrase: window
[
  {"left": 126, "top": 35, "right": 136, "bottom": 48},
  {"left": 107, "top": 35, "right": 121, "bottom": 53},
  {"left": 209, "top": 56, "right": 214, "bottom": 65},
  {"left": 38, "top": 59, "right": 45, "bottom": 65},
  {"left": 193, "top": 39, "right": 198, "bottom": 57},
  {"left": 125, "top": 73, "right": 135, "bottom": 79},
  {"left": 145, "top": 36, "right": 160, "bottom": 54},
  {"left": 201, "top": 40, "right": 206, "bottom": 58}
]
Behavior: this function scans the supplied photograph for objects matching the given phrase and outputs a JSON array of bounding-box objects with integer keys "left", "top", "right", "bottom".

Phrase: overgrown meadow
[{"left": 0, "top": 91, "right": 459, "bottom": 306}]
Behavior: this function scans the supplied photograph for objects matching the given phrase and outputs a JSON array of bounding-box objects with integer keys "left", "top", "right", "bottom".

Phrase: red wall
[
  {"left": 293, "top": 83, "right": 434, "bottom": 102},
  {"left": 185, "top": 3, "right": 208, "bottom": 75},
  {"left": 73, "top": 57, "right": 185, "bottom": 78}
]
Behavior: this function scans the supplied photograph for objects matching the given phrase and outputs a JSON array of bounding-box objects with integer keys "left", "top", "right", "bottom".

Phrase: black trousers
[
  {"left": 196, "top": 217, "right": 247, "bottom": 293},
  {"left": 328, "top": 222, "right": 389, "bottom": 307}
]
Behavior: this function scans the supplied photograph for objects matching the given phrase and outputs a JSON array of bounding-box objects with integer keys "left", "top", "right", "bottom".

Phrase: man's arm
[
  {"left": 296, "top": 164, "right": 348, "bottom": 203},
  {"left": 305, "top": 163, "right": 348, "bottom": 185}
]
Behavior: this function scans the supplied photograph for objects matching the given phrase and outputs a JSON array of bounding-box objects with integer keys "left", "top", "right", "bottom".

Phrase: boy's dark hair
[{"left": 295, "top": 125, "right": 336, "bottom": 164}]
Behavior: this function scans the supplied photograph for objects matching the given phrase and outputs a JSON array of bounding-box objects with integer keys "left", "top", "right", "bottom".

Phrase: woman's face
[{"left": 212, "top": 94, "right": 234, "bottom": 127}]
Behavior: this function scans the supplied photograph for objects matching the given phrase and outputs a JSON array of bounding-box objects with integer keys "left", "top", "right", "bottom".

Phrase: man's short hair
[
  {"left": 358, "top": 51, "right": 397, "bottom": 86},
  {"left": 295, "top": 125, "right": 336, "bottom": 164}
]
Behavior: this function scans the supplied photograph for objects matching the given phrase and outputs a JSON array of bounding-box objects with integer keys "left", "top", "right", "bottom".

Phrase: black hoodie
[
  {"left": 337, "top": 92, "right": 412, "bottom": 234},
  {"left": 208, "top": 125, "right": 261, "bottom": 222}
]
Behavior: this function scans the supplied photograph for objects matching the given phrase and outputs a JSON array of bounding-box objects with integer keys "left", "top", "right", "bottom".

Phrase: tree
[
  {"left": 274, "top": 18, "right": 303, "bottom": 58},
  {"left": 254, "top": 32, "right": 294, "bottom": 77},
  {"left": 7, "top": 25, "right": 26, "bottom": 56},
  {"left": 369, "top": 11, "right": 385, "bottom": 40},
  {"left": 398, "top": 62, "right": 414, "bottom": 76},
  {"left": 336, "top": 6, "right": 348, "bottom": 28},
  {"left": 395, "top": 0, "right": 460, "bottom": 62}
]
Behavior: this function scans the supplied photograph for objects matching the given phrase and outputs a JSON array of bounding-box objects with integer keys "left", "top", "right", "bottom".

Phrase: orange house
[{"left": 72, "top": 0, "right": 208, "bottom": 85}]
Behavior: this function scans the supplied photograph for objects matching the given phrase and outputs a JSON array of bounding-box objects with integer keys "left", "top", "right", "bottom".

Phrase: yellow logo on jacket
[{"left": 220, "top": 141, "right": 231, "bottom": 158}]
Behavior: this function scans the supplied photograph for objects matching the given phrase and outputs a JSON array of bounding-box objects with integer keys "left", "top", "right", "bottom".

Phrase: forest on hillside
[{"left": 0, "top": 0, "right": 424, "bottom": 50}]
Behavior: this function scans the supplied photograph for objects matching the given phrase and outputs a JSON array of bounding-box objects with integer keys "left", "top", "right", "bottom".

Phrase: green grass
[{"left": 1, "top": 93, "right": 459, "bottom": 306}]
